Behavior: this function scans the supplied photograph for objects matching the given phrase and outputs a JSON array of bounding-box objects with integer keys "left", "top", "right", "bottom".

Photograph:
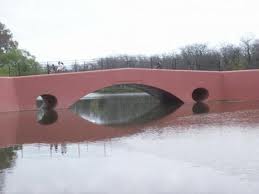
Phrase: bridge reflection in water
[
  {"left": 2, "top": 96, "right": 259, "bottom": 193},
  {"left": 1, "top": 93, "right": 259, "bottom": 148},
  {"left": 70, "top": 93, "right": 182, "bottom": 126}
]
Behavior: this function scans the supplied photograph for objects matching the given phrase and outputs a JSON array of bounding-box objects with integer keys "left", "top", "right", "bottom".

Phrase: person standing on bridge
[
  {"left": 47, "top": 64, "right": 51, "bottom": 74},
  {"left": 156, "top": 62, "right": 162, "bottom": 69},
  {"left": 57, "top": 61, "right": 65, "bottom": 72},
  {"left": 51, "top": 64, "right": 57, "bottom": 73}
]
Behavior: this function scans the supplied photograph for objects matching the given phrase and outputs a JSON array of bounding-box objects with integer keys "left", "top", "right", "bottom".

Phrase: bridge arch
[{"left": 70, "top": 83, "right": 184, "bottom": 107}]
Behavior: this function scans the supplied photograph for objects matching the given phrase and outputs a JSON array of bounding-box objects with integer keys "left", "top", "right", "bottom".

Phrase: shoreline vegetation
[{"left": 96, "top": 85, "right": 142, "bottom": 93}]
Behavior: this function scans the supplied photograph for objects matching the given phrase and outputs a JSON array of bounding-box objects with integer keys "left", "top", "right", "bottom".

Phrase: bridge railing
[{"left": 38, "top": 58, "right": 223, "bottom": 75}]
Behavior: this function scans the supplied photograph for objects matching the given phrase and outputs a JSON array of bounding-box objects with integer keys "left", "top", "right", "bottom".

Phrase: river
[{"left": 1, "top": 93, "right": 259, "bottom": 193}]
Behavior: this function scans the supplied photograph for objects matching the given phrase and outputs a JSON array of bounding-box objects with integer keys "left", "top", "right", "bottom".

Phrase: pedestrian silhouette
[{"left": 156, "top": 62, "right": 162, "bottom": 69}]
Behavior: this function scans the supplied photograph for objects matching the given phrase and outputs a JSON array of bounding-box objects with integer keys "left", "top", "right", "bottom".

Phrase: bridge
[{"left": 0, "top": 68, "right": 259, "bottom": 112}]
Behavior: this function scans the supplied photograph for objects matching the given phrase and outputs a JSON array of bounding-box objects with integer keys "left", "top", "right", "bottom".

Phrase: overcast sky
[{"left": 1, "top": 0, "right": 259, "bottom": 62}]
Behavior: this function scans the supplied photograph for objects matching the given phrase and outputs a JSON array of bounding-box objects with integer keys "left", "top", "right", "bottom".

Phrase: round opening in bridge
[
  {"left": 36, "top": 94, "right": 57, "bottom": 110},
  {"left": 192, "top": 88, "right": 209, "bottom": 102}
]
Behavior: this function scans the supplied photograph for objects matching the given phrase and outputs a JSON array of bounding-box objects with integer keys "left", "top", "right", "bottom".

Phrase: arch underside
[{"left": 104, "top": 84, "right": 184, "bottom": 105}]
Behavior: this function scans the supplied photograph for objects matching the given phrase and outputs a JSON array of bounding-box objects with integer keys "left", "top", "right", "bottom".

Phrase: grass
[{"left": 97, "top": 85, "right": 143, "bottom": 93}]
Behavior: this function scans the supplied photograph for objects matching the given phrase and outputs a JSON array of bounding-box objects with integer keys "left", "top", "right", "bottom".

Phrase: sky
[{"left": 1, "top": 0, "right": 259, "bottom": 62}]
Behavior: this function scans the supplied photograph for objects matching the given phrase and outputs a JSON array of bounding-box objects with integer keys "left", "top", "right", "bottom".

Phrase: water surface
[{"left": 1, "top": 93, "right": 259, "bottom": 193}]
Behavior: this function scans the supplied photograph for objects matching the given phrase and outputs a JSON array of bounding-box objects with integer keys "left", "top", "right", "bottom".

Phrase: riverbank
[{"left": 96, "top": 85, "right": 142, "bottom": 93}]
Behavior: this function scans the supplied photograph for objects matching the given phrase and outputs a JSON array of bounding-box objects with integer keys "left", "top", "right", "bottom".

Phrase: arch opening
[
  {"left": 126, "top": 84, "right": 183, "bottom": 104},
  {"left": 192, "top": 88, "right": 209, "bottom": 102},
  {"left": 75, "top": 84, "right": 184, "bottom": 105},
  {"left": 70, "top": 84, "right": 184, "bottom": 126},
  {"left": 36, "top": 94, "right": 57, "bottom": 110}
]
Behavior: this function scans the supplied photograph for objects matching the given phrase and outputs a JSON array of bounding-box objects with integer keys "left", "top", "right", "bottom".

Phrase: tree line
[
  {"left": 0, "top": 22, "right": 42, "bottom": 76},
  {"left": 1, "top": 21, "right": 259, "bottom": 76},
  {"left": 68, "top": 36, "right": 259, "bottom": 72},
  {"left": 86, "top": 36, "right": 259, "bottom": 71}
]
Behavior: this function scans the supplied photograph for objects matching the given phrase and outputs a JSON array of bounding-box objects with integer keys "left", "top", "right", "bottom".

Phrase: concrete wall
[
  {"left": 0, "top": 77, "right": 19, "bottom": 112},
  {"left": 223, "top": 70, "right": 259, "bottom": 101},
  {"left": 0, "top": 68, "right": 258, "bottom": 112}
]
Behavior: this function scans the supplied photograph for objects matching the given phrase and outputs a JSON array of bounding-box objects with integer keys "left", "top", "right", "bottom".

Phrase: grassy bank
[{"left": 96, "top": 85, "right": 143, "bottom": 93}]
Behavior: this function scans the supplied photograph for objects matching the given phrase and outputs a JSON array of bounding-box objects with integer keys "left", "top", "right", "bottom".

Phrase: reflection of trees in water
[
  {"left": 0, "top": 146, "right": 21, "bottom": 191},
  {"left": 126, "top": 102, "right": 182, "bottom": 126},
  {"left": 71, "top": 95, "right": 160, "bottom": 125},
  {"left": 71, "top": 94, "right": 182, "bottom": 125},
  {"left": 0, "top": 146, "right": 19, "bottom": 169}
]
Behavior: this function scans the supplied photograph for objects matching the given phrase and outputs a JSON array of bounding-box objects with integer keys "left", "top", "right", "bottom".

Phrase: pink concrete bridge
[{"left": 1, "top": 68, "right": 259, "bottom": 112}]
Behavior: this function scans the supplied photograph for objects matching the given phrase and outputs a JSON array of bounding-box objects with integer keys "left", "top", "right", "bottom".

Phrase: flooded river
[{"left": 1, "top": 93, "right": 259, "bottom": 193}]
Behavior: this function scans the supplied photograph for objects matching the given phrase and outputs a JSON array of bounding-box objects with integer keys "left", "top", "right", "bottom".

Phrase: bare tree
[
  {"left": 180, "top": 44, "right": 209, "bottom": 70},
  {"left": 220, "top": 44, "right": 242, "bottom": 70},
  {"left": 252, "top": 39, "right": 259, "bottom": 68},
  {"left": 240, "top": 34, "right": 255, "bottom": 68}
]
